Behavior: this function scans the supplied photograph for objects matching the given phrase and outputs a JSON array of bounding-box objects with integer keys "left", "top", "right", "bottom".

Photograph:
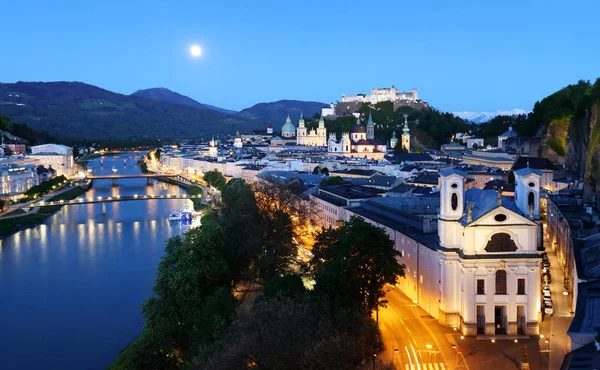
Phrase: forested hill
[
  {"left": 0, "top": 82, "right": 259, "bottom": 140},
  {"left": 527, "top": 78, "right": 600, "bottom": 203},
  {"left": 239, "top": 100, "right": 327, "bottom": 125},
  {"left": 131, "top": 88, "right": 238, "bottom": 115}
]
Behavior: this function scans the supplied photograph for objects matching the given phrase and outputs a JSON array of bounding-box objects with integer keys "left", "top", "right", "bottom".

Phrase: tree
[
  {"left": 312, "top": 165, "right": 321, "bottom": 174},
  {"left": 219, "top": 178, "right": 263, "bottom": 283},
  {"left": 141, "top": 217, "right": 230, "bottom": 358},
  {"left": 203, "top": 170, "right": 226, "bottom": 191},
  {"left": 394, "top": 144, "right": 408, "bottom": 154},
  {"left": 252, "top": 180, "right": 318, "bottom": 282},
  {"left": 320, "top": 167, "right": 329, "bottom": 176},
  {"left": 311, "top": 217, "right": 405, "bottom": 316},
  {"left": 413, "top": 147, "right": 424, "bottom": 154},
  {"left": 263, "top": 274, "right": 307, "bottom": 300},
  {"left": 196, "top": 298, "right": 376, "bottom": 370},
  {"left": 187, "top": 186, "right": 204, "bottom": 211},
  {"left": 326, "top": 176, "right": 343, "bottom": 186},
  {"left": 472, "top": 143, "right": 479, "bottom": 150}
]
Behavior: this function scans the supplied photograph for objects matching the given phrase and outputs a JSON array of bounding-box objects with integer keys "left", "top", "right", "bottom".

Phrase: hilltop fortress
[{"left": 322, "top": 86, "right": 429, "bottom": 118}]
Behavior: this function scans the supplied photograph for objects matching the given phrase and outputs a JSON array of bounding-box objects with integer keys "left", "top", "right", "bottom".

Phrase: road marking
[{"left": 405, "top": 346, "right": 413, "bottom": 370}]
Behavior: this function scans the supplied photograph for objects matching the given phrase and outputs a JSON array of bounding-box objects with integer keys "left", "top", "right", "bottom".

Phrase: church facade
[
  {"left": 343, "top": 167, "right": 543, "bottom": 337},
  {"left": 327, "top": 112, "right": 387, "bottom": 160},
  {"left": 436, "top": 168, "right": 542, "bottom": 336},
  {"left": 297, "top": 114, "right": 327, "bottom": 146}
]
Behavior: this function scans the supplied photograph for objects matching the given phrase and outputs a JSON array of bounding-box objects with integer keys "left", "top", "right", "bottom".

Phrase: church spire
[
  {"left": 402, "top": 113, "right": 410, "bottom": 134},
  {"left": 366, "top": 110, "right": 374, "bottom": 140}
]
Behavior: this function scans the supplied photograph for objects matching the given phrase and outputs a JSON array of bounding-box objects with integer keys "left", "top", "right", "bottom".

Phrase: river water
[{"left": 0, "top": 153, "right": 194, "bottom": 370}]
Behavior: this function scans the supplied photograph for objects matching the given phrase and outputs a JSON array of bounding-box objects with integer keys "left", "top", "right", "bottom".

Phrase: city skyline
[{"left": 1, "top": 0, "right": 599, "bottom": 113}]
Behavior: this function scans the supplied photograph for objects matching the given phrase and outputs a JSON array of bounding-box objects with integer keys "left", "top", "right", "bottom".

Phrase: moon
[{"left": 189, "top": 44, "right": 202, "bottom": 58}]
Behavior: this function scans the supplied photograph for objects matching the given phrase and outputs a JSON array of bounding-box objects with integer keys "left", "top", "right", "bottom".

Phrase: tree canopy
[{"left": 203, "top": 170, "right": 226, "bottom": 191}]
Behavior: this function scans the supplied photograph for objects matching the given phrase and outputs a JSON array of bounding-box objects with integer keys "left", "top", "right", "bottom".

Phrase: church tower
[
  {"left": 208, "top": 136, "right": 218, "bottom": 157},
  {"left": 233, "top": 131, "right": 243, "bottom": 149},
  {"left": 438, "top": 168, "right": 466, "bottom": 249},
  {"left": 317, "top": 116, "right": 327, "bottom": 146},
  {"left": 390, "top": 132, "right": 398, "bottom": 149},
  {"left": 296, "top": 113, "right": 307, "bottom": 145},
  {"left": 366, "top": 111, "right": 375, "bottom": 140},
  {"left": 514, "top": 168, "right": 541, "bottom": 219},
  {"left": 402, "top": 114, "right": 410, "bottom": 152}
]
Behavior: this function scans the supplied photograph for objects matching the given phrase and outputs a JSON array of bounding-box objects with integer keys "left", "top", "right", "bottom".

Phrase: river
[{"left": 0, "top": 153, "right": 195, "bottom": 370}]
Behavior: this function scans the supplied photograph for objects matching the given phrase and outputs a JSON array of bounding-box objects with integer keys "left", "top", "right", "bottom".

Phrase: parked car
[
  {"left": 544, "top": 302, "right": 554, "bottom": 315},
  {"left": 542, "top": 286, "right": 551, "bottom": 293},
  {"left": 543, "top": 290, "right": 551, "bottom": 298},
  {"left": 542, "top": 261, "right": 550, "bottom": 268}
]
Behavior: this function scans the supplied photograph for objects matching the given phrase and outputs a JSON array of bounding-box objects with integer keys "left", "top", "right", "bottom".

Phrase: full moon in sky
[{"left": 189, "top": 44, "right": 202, "bottom": 58}]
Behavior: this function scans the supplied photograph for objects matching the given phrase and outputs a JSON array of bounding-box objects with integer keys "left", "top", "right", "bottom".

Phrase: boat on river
[{"left": 168, "top": 211, "right": 180, "bottom": 221}]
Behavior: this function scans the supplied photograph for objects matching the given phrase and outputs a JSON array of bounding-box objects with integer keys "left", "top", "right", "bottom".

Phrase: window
[
  {"left": 494, "top": 214, "right": 507, "bottom": 222},
  {"left": 477, "top": 279, "right": 485, "bottom": 295},
  {"left": 495, "top": 270, "right": 507, "bottom": 294},
  {"left": 517, "top": 278, "right": 526, "bottom": 295},
  {"left": 528, "top": 192, "right": 535, "bottom": 209},
  {"left": 485, "top": 233, "right": 518, "bottom": 252},
  {"left": 451, "top": 193, "right": 458, "bottom": 211}
]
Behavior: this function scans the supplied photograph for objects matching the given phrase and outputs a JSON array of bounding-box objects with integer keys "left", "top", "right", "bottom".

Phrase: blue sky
[{"left": 1, "top": 0, "right": 598, "bottom": 112}]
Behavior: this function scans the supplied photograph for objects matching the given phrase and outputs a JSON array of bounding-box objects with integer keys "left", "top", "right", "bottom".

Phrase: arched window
[
  {"left": 528, "top": 192, "right": 535, "bottom": 209},
  {"left": 451, "top": 193, "right": 458, "bottom": 211},
  {"left": 495, "top": 270, "right": 507, "bottom": 294},
  {"left": 485, "top": 233, "right": 518, "bottom": 252}
]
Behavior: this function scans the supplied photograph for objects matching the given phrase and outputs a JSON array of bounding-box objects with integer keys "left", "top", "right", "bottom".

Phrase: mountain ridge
[
  {"left": 452, "top": 109, "right": 528, "bottom": 124},
  {"left": 131, "top": 87, "right": 238, "bottom": 115}
]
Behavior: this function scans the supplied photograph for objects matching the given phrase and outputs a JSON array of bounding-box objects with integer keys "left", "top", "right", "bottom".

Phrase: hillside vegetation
[
  {"left": 239, "top": 99, "right": 327, "bottom": 126},
  {"left": 0, "top": 82, "right": 258, "bottom": 140}
]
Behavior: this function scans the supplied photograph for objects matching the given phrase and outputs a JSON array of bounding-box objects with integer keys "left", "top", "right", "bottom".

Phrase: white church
[
  {"left": 435, "top": 167, "right": 542, "bottom": 336},
  {"left": 327, "top": 112, "right": 388, "bottom": 160},
  {"left": 343, "top": 167, "right": 543, "bottom": 337}
]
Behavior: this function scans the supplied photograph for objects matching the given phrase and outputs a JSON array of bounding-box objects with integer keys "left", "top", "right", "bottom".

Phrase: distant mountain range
[
  {"left": 131, "top": 88, "right": 238, "bottom": 115},
  {"left": 0, "top": 81, "right": 326, "bottom": 140},
  {"left": 452, "top": 109, "right": 529, "bottom": 124}
]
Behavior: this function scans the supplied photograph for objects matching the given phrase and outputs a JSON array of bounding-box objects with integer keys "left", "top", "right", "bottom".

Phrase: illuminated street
[{"left": 379, "top": 286, "right": 467, "bottom": 370}]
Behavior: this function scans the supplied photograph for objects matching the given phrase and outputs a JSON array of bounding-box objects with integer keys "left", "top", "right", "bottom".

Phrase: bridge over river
[
  {"left": 32, "top": 193, "right": 203, "bottom": 214},
  {"left": 86, "top": 173, "right": 178, "bottom": 185}
]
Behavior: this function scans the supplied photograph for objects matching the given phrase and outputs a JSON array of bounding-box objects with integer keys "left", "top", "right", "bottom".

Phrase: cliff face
[{"left": 564, "top": 100, "right": 600, "bottom": 204}]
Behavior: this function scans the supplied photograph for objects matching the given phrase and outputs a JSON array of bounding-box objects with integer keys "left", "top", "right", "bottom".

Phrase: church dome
[
  {"left": 390, "top": 132, "right": 398, "bottom": 144},
  {"left": 351, "top": 123, "right": 366, "bottom": 134},
  {"left": 281, "top": 114, "right": 296, "bottom": 133}
]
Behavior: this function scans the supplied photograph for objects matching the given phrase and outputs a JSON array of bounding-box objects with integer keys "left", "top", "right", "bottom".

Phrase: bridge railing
[{"left": 36, "top": 193, "right": 202, "bottom": 206}]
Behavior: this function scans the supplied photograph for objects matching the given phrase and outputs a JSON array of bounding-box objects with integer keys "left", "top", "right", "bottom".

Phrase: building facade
[
  {"left": 296, "top": 115, "right": 327, "bottom": 147},
  {"left": 28, "top": 144, "right": 74, "bottom": 176},
  {"left": 0, "top": 163, "right": 38, "bottom": 198},
  {"left": 327, "top": 113, "right": 387, "bottom": 160}
]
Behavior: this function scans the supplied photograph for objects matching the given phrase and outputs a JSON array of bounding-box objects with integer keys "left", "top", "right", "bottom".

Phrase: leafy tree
[
  {"left": 203, "top": 170, "right": 226, "bottom": 191},
  {"left": 413, "top": 147, "right": 424, "bottom": 154},
  {"left": 312, "top": 165, "right": 321, "bottom": 174},
  {"left": 311, "top": 217, "right": 405, "bottom": 316},
  {"left": 253, "top": 180, "right": 318, "bottom": 282},
  {"left": 219, "top": 178, "right": 263, "bottom": 283},
  {"left": 263, "top": 274, "right": 307, "bottom": 300},
  {"left": 394, "top": 144, "right": 408, "bottom": 154},
  {"left": 326, "top": 176, "right": 343, "bottom": 186},
  {"left": 196, "top": 298, "right": 378, "bottom": 370},
  {"left": 187, "top": 185, "right": 204, "bottom": 211},
  {"left": 472, "top": 143, "right": 479, "bottom": 150},
  {"left": 320, "top": 167, "right": 329, "bottom": 176},
  {"left": 0, "top": 115, "right": 13, "bottom": 132},
  {"left": 0, "top": 199, "right": 5, "bottom": 210},
  {"left": 141, "top": 218, "right": 230, "bottom": 357}
]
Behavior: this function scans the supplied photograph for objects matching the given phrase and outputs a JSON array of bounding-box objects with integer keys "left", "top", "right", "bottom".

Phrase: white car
[
  {"left": 544, "top": 302, "right": 554, "bottom": 315},
  {"left": 543, "top": 290, "right": 551, "bottom": 298}
]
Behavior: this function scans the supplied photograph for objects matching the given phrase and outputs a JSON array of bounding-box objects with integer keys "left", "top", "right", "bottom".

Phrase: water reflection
[{"left": 0, "top": 153, "right": 193, "bottom": 370}]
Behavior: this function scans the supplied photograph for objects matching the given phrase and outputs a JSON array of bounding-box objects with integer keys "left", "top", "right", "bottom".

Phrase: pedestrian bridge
[
  {"left": 35, "top": 193, "right": 201, "bottom": 207},
  {"left": 87, "top": 174, "right": 177, "bottom": 180},
  {"left": 33, "top": 194, "right": 203, "bottom": 214}
]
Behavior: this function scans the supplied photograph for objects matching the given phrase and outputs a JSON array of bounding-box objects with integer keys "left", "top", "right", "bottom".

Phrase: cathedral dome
[
  {"left": 281, "top": 114, "right": 296, "bottom": 134},
  {"left": 351, "top": 123, "right": 366, "bottom": 134}
]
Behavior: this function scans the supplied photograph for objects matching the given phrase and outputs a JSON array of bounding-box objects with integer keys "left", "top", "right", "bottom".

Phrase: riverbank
[{"left": 0, "top": 186, "right": 87, "bottom": 239}]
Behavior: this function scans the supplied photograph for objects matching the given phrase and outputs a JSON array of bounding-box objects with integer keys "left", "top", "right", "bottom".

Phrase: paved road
[
  {"left": 538, "top": 250, "right": 573, "bottom": 370},
  {"left": 379, "top": 286, "right": 467, "bottom": 370}
]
